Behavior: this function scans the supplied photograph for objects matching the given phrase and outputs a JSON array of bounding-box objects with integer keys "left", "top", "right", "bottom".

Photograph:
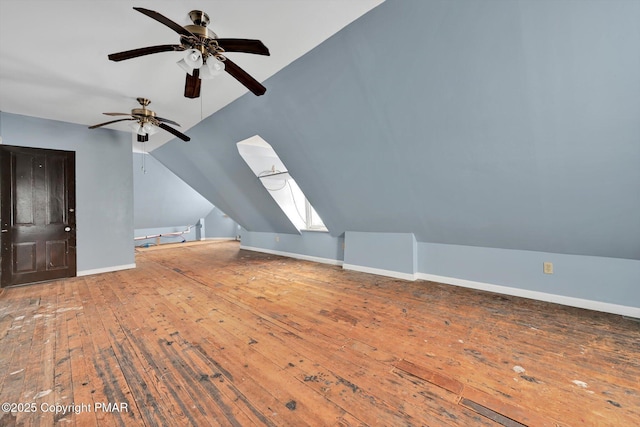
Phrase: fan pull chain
[{"left": 141, "top": 138, "right": 146, "bottom": 174}]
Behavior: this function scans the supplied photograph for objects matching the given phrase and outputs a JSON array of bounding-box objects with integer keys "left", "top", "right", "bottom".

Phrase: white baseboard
[
  {"left": 237, "top": 247, "right": 639, "bottom": 319},
  {"left": 417, "top": 273, "right": 640, "bottom": 319},
  {"left": 204, "top": 237, "right": 237, "bottom": 241},
  {"left": 77, "top": 263, "right": 136, "bottom": 277},
  {"left": 342, "top": 263, "right": 417, "bottom": 281},
  {"left": 239, "top": 245, "right": 343, "bottom": 266}
]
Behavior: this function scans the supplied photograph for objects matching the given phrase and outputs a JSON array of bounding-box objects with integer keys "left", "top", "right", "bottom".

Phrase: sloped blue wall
[
  {"left": 154, "top": 0, "right": 640, "bottom": 261},
  {"left": 133, "top": 152, "right": 213, "bottom": 229}
]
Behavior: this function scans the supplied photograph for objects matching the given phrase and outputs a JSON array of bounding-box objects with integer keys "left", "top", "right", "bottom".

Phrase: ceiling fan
[
  {"left": 88, "top": 97, "right": 190, "bottom": 142},
  {"left": 108, "top": 7, "right": 270, "bottom": 98}
]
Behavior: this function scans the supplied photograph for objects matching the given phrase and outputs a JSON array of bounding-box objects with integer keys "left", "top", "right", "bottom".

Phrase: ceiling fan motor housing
[
  {"left": 131, "top": 98, "right": 155, "bottom": 118},
  {"left": 131, "top": 107, "right": 156, "bottom": 118},
  {"left": 181, "top": 10, "right": 219, "bottom": 57}
]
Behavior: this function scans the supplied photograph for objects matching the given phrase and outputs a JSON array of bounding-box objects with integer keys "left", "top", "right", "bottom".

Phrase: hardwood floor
[{"left": 0, "top": 241, "right": 638, "bottom": 426}]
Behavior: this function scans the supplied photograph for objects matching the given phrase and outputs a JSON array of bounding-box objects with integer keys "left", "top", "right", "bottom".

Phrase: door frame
[{"left": 0, "top": 144, "right": 77, "bottom": 287}]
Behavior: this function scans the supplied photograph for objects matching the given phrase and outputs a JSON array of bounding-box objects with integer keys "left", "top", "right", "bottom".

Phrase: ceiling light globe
[
  {"left": 129, "top": 122, "right": 144, "bottom": 135},
  {"left": 142, "top": 123, "right": 158, "bottom": 135},
  {"left": 200, "top": 57, "right": 226, "bottom": 79},
  {"left": 184, "top": 49, "right": 203, "bottom": 68}
]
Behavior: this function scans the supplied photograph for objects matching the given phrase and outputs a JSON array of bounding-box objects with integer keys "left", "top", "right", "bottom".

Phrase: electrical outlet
[
  {"left": 275, "top": 235, "right": 280, "bottom": 242},
  {"left": 543, "top": 262, "right": 554, "bottom": 274}
]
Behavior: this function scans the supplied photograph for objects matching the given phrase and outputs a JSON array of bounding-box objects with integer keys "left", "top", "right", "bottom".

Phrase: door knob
[{"left": 64, "top": 227, "right": 71, "bottom": 232}]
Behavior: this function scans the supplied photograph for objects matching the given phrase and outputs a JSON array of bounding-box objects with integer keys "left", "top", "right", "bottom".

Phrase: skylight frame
[{"left": 237, "top": 135, "right": 327, "bottom": 232}]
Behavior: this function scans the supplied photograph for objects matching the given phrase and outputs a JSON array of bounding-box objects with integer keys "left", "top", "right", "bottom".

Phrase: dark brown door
[{"left": 1, "top": 145, "right": 76, "bottom": 287}]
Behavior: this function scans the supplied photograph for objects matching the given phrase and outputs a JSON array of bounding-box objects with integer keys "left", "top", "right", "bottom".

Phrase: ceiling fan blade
[
  {"left": 108, "top": 44, "right": 185, "bottom": 62},
  {"left": 223, "top": 58, "right": 266, "bottom": 96},
  {"left": 155, "top": 116, "right": 181, "bottom": 127},
  {"left": 133, "top": 7, "right": 196, "bottom": 38},
  {"left": 88, "top": 118, "right": 136, "bottom": 129},
  {"left": 215, "top": 39, "right": 270, "bottom": 56},
  {"left": 102, "top": 112, "right": 132, "bottom": 116},
  {"left": 157, "top": 123, "right": 191, "bottom": 142},
  {"left": 184, "top": 69, "right": 202, "bottom": 98}
]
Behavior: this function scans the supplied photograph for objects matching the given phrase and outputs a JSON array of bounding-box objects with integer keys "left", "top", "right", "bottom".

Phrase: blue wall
[
  {"left": 239, "top": 230, "right": 640, "bottom": 315},
  {"left": 240, "top": 229, "right": 344, "bottom": 265},
  {"left": 152, "top": 0, "right": 640, "bottom": 315},
  {"left": 1, "top": 112, "right": 135, "bottom": 274},
  {"left": 418, "top": 242, "right": 640, "bottom": 315},
  {"left": 204, "top": 207, "right": 238, "bottom": 239},
  {"left": 344, "top": 232, "right": 417, "bottom": 279},
  {"left": 133, "top": 152, "right": 213, "bottom": 229}
]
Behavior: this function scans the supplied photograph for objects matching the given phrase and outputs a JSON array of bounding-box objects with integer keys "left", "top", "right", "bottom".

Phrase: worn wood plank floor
[{"left": 0, "top": 241, "right": 638, "bottom": 426}]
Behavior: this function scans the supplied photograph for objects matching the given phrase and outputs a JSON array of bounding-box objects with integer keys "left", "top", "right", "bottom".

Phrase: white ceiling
[{"left": 0, "top": 0, "right": 383, "bottom": 152}]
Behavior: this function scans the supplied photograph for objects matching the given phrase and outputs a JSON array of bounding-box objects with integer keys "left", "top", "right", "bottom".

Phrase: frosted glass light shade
[
  {"left": 129, "top": 122, "right": 144, "bottom": 135},
  {"left": 200, "top": 56, "right": 225, "bottom": 79},
  {"left": 177, "top": 49, "right": 203, "bottom": 75},
  {"left": 129, "top": 121, "right": 157, "bottom": 136},
  {"left": 142, "top": 122, "right": 158, "bottom": 135}
]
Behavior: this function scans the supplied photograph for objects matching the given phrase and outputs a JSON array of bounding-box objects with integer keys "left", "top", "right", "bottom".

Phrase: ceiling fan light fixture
[
  {"left": 108, "top": 8, "right": 269, "bottom": 98},
  {"left": 90, "top": 97, "right": 190, "bottom": 142},
  {"left": 142, "top": 122, "right": 158, "bottom": 135},
  {"left": 177, "top": 49, "right": 203, "bottom": 74},
  {"left": 129, "top": 121, "right": 144, "bottom": 135},
  {"left": 199, "top": 56, "right": 225, "bottom": 79}
]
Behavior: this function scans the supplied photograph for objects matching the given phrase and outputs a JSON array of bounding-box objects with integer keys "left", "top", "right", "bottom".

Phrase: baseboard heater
[{"left": 134, "top": 225, "right": 193, "bottom": 246}]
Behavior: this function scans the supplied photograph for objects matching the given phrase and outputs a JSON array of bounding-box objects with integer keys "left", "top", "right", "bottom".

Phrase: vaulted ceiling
[{"left": 0, "top": 0, "right": 383, "bottom": 151}]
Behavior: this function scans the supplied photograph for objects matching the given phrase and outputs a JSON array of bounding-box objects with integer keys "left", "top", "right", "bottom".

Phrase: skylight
[{"left": 237, "top": 135, "right": 327, "bottom": 232}]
